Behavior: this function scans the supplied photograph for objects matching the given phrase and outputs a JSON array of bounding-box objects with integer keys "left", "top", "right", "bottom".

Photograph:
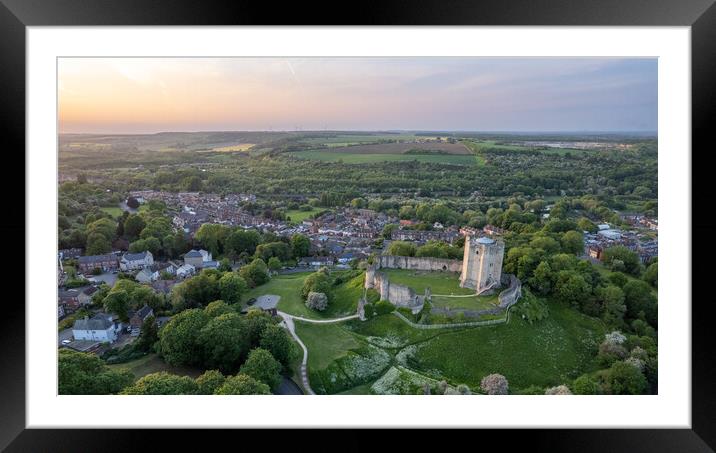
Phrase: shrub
[
  {"left": 545, "top": 385, "right": 572, "bottom": 395},
  {"left": 573, "top": 374, "right": 600, "bottom": 395},
  {"left": 480, "top": 373, "right": 509, "bottom": 395},
  {"left": 374, "top": 300, "right": 395, "bottom": 315},
  {"left": 305, "top": 292, "right": 328, "bottom": 311}
]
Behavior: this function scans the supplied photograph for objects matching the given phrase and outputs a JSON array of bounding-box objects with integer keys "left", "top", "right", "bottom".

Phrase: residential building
[
  {"left": 120, "top": 251, "right": 154, "bottom": 271},
  {"left": 129, "top": 305, "right": 154, "bottom": 336},
  {"left": 72, "top": 313, "right": 123, "bottom": 343},
  {"left": 78, "top": 254, "right": 120, "bottom": 273}
]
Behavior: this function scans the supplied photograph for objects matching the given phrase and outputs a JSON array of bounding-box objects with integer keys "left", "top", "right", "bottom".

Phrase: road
[{"left": 58, "top": 328, "right": 73, "bottom": 346}]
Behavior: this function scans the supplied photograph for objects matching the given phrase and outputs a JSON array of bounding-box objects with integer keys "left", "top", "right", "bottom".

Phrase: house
[
  {"left": 129, "top": 305, "right": 154, "bottom": 336},
  {"left": 176, "top": 263, "right": 196, "bottom": 279},
  {"left": 58, "top": 248, "right": 83, "bottom": 260},
  {"left": 598, "top": 229, "right": 622, "bottom": 240},
  {"left": 151, "top": 280, "right": 177, "bottom": 295},
  {"left": 77, "top": 286, "right": 99, "bottom": 306},
  {"left": 58, "top": 302, "right": 66, "bottom": 320},
  {"left": 135, "top": 268, "right": 159, "bottom": 284},
  {"left": 587, "top": 245, "right": 603, "bottom": 260},
  {"left": 184, "top": 249, "right": 212, "bottom": 268},
  {"left": 483, "top": 224, "right": 505, "bottom": 236},
  {"left": 72, "top": 313, "right": 123, "bottom": 343},
  {"left": 78, "top": 254, "right": 120, "bottom": 273},
  {"left": 120, "top": 251, "right": 154, "bottom": 271},
  {"left": 58, "top": 289, "right": 81, "bottom": 312},
  {"left": 151, "top": 261, "right": 178, "bottom": 276}
]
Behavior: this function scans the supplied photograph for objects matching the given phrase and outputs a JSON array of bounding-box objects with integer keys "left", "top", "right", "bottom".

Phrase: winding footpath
[{"left": 277, "top": 311, "right": 360, "bottom": 395}]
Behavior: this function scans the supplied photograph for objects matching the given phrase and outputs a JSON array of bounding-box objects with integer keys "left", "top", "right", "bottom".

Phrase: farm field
[
  {"left": 319, "top": 141, "right": 471, "bottom": 155},
  {"left": 287, "top": 151, "right": 478, "bottom": 166},
  {"left": 381, "top": 269, "right": 474, "bottom": 296}
]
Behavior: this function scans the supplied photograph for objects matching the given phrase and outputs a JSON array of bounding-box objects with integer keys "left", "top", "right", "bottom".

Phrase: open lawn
[
  {"left": 431, "top": 293, "right": 499, "bottom": 311},
  {"left": 240, "top": 271, "right": 362, "bottom": 319},
  {"left": 107, "top": 353, "right": 203, "bottom": 380},
  {"left": 381, "top": 269, "right": 474, "bottom": 296},
  {"left": 287, "top": 151, "right": 478, "bottom": 166},
  {"left": 100, "top": 206, "right": 123, "bottom": 218},
  {"left": 411, "top": 301, "right": 606, "bottom": 391},
  {"left": 285, "top": 208, "right": 319, "bottom": 222}
]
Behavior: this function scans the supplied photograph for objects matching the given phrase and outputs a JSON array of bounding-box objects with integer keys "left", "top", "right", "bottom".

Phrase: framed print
[{"left": 3, "top": 0, "right": 715, "bottom": 450}]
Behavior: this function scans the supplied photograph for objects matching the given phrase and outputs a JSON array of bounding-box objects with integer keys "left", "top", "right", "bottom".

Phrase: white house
[
  {"left": 183, "top": 249, "right": 212, "bottom": 268},
  {"left": 120, "top": 251, "right": 154, "bottom": 271},
  {"left": 72, "top": 313, "right": 123, "bottom": 343},
  {"left": 135, "top": 268, "right": 159, "bottom": 283},
  {"left": 176, "top": 263, "right": 196, "bottom": 279}
]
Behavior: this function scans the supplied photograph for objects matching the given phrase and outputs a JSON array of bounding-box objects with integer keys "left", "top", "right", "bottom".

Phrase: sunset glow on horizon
[{"left": 59, "top": 57, "right": 657, "bottom": 134}]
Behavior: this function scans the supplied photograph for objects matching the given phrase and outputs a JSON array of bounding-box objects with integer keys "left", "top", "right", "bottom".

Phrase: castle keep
[{"left": 459, "top": 235, "right": 505, "bottom": 294}]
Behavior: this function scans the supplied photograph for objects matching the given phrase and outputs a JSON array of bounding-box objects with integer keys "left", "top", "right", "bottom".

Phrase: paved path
[{"left": 277, "top": 311, "right": 360, "bottom": 395}]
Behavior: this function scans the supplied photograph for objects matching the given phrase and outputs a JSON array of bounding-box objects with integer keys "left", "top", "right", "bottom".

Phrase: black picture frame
[{"left": 3, "top": 0, "right": 714, "bottom": 450}]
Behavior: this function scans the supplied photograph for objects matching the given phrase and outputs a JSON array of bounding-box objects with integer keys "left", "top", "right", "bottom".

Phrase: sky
[{"left": 58, "top": 57, "right": 657, "bottom": 134}]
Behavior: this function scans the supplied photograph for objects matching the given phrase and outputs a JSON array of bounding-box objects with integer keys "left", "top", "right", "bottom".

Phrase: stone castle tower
[{"left": 459, "top": 234, "right": 505, "bottom": 294}]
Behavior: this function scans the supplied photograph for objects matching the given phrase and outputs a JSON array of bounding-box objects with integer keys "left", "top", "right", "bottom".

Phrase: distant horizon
[
  {"left": 59, "top": 129, "right": 658, "bottom": 137},
  {"left": 59, "top": 57, "right": 657, "bottom": 135}
]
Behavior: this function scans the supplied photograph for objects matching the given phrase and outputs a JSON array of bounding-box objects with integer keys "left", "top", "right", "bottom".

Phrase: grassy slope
[
  {"left": 107, "top": 353, "right": 203, "bottom": 379},
  {"left": 412, "top": 301, "right": 606, "bottom": 390}
]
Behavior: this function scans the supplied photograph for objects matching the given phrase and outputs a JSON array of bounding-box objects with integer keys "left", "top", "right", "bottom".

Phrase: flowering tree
[
  {"left": 545, "top": 385, "right": 573, "bottom": 395},
  {"left": 306, "top": 291, "right": 328, "bottom": 311},
  {"left": 480, "top": 373, "right": 509, "bottom": 395}
]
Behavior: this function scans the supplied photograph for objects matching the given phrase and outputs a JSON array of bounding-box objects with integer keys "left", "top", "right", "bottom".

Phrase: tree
[
  {"left": 602, "top": 361, "right": 648, "bottom": 395},
  {"left": 225, "top": 229, "right": 261, "bottom": 259},
  {"left": 573, "top": 374, "right": 600, "bottom": 394},
  {"left": 103, "top": 290, "right": 130, "bottom": 321},
  {"left": 599, "top": 285, "right": 627, "bottom": 327},
  {"left": 381, "top": 223, "right": 398, "bottom": 239},
  {"left": 123, "top": 214, "right": 146, "bottom": 240},
  {"left": 86, "top": 233, "right": 112, "bottom": 255},
  {"left": 195, "top": 223, "right": 231, "bottom": 257},
  {"left": 643, "top": 262, "right": 657, "bottom": 288},
  {"left": 480, "top": 373, "right": 509, "bottom": 395},
  {"left": 301, "top": 269, "right": 331, "bottom": 299},
  {"left": 217, "top": 258, "right": 232, "bottom": 272},
  {"left": 622, "top": 280, "right": 657, "bottom": 326},
  {"left": 128, "top": 237, "right": 162, "bottom": 256},
  {"left": 204, "top": 300, "right": 234, "bottom": 318},
  {"left": 576, "top": 217, "right": 598, "bottom": 233},
  {"left": 218, "top": 272, "right": 248, "bottom": 305},
  {"left": 554, "top": 271, "right": 591, "bottom": 310},
  {"left": 255, "top": 241, "right": 291, "bottom": 263},
  {"left": 59, "top": 350, "right": 133, "bottom": 395},
  {"left": 198, "top": 312, "right": 250, "bottom": 373},
  {"left": 561, "top": 230, "right": 584, "bottom": 255},
  {"left": 290, "top": 233, "right": 311, "bottom": 258},
  {"left": 239, "top": 348, "right": 282, "bottom": 391},
  {"left": 158, "top": 309, "right": 210, "bottom": 367},
  {"left": 134, "top": 315, "right": 159, "bottom": 352},
  {"left": 386, "top": 240, "right": 416, "bottom": 257},
  {"left": 267, "top": 256, "right": 282, "bottom": 273},
  {"left": 182, "top": 175, "right": 203, "bottom": 192},
  {"left": 602, "top": 246, "right": 642, "bottom": 276},
  {"left": 214, "top": 374, "right": 271, "bottom": 395},
  {"left": 545, "top": 385, "right": 572, "bottom": 395},
  {"left": 126, "top": 196, "right": 140, "bottom": 209},
  {"left": 121, "top": 372, "right": 198, "bottom": 395},
  {"left": 259, "top": 324, "right": 294, "bottom": 369},
  {"left": 196, "top": 370, "right": 226, "bottom": 395},
  {"left": 529, "top": 261, "right": 553, "bottom": 295},
  {"left": 239, "top": 258, "right": 270, "bottom": 288},
  {"left": 171, "top": 272, "right": 222, "bottom": 311},
  {"left": 305, "top": 291, "right": 328, "bottom": 311}
]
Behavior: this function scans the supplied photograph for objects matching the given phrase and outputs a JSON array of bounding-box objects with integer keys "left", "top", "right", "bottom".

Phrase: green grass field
[
  {"left": 285, "top": 208, "right": 319, "bottom": 222},
  {"left": 100, "top": 206, "right": 123, "bottom": 218},
  {"left": 411, "top": 301, "right": 606, "bottom": 390},
  {"left": 240, "top": 271, "right": 362, "bottom": 319},
  {"left": 107, "top": 353, "right": 203, "bottom": 379},
  {"left": 287, "top": 151, "right": 479, "bottom": 166},
  {"left": 430, "top": 294, "right": 499, "bottom": 311},
  {"left": 380, "top": 269, "right": 474, "bottom": 296}
]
